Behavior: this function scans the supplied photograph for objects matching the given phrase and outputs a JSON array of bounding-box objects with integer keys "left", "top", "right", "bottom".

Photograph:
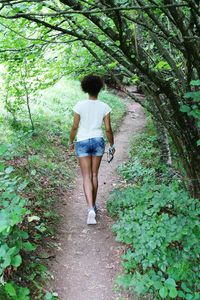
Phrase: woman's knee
[
  {"left": 83, "top": 173, "right": 92, "bottom": 181},
  {"left": 92, "top": 172, "right": 98, "bottom": 180}
]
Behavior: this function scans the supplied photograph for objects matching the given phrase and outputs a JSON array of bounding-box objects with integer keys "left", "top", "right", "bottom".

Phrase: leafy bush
[
  {"left": 107, "top": 123, "right": 200, "bottom": 299},
  {"left": 180, "top": 80, "right": 200, "bottom": 146},
  {"left": 0, "top": 144, "right": 36, "bottom": 299},
  {"left": 117, "top": 131, "right": 177, "bottom": 186},
  {"left": 99, "top": 90, "right": 125, "bottom": 133},
  {"left": 118, "top": 158, "right": 156, "bottom": 183},
  {"left": 107, "top": 183, "right": 200, "bottom": 299}
]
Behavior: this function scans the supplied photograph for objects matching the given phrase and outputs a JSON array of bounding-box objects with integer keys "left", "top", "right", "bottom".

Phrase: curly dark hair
[{"left": 81, "top": 74, "right": 104, "bottom": 95}]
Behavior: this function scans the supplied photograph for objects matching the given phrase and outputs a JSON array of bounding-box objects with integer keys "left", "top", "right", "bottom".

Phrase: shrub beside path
[{"left": 47, "top": 96, "right": 145, "bottom": 300}]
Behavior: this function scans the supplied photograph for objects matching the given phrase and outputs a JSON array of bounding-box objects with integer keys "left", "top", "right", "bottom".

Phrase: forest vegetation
[{"left": 0, "top": 0, "right": 199, "bottom": 299}]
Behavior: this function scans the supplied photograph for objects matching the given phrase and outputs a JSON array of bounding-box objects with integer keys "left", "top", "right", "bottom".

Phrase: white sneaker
[{"left": 87, "top": 209, "right": 97, "bottom": 225}]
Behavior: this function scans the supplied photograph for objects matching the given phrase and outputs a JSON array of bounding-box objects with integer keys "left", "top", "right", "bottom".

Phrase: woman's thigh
[
  {"left": 92, "top": 156, "right": 102, "bottom": 176},
  {"left": 79, "top": 156, "right": 92, "bottom": 177}
]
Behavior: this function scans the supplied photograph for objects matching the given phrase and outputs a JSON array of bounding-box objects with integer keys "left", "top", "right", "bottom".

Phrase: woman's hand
[
  {"left": 69, "top": 143, "right": 75, "bottom": 153},
  {"left": 109, "top": 145, "right": 115, "bottom": 155},
  {"left": 67, "top": 142, "right": 75, "bottom": 159}
]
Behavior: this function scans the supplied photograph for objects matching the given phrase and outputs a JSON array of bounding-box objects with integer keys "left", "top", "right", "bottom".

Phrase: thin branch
[
  {"left": 0, "top": 3, "right": 189, "bottom": 17},
  {"left": 0, "top": 0, "right": 45, "bottom": 3},
  {"left": 0, "top": 21, "right": 80, "bottom": 45},
  {"left": 0, "top": 45, "right": 34, "bottom": 52},
  {"left": 135, "top": 0, "right": 183, "bottom": 48},
  {"left": 147, "top": 0, "right": 182, "bottom": 26},
  {"left": 122, "top": 13, "right": 183, "bottom": 50},
  {"left": 0, "top": 12, "right": 89, "bottom": 41},
  {"left": 82, "top": 40, "right": 145, "bottom": 106},
  {"left": 57, "top": 0, "right": 120, "bottom": 42}
]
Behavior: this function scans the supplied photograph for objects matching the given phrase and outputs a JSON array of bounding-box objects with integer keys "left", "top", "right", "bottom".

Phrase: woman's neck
[{"left": 88, "top": 94, "right": 98, "bottom": 100}]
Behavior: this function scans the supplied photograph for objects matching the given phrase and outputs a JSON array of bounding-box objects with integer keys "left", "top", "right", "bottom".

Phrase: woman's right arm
[
  {"left": 104, "top": 113, "right": 115, "bottom": 149},
  {"left": 69, "top": 113, "right": 80, "bottom": 151}
]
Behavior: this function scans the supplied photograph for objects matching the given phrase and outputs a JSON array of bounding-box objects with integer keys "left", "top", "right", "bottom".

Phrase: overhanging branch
[{"left": 0, "top": 3, "right": 189, "bottom": 17}]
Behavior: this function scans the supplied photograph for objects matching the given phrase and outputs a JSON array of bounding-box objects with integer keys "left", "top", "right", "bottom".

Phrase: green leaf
[
  {"left": 0, "top": 144, "right": 8, "bottom": 155},
  {"left": 11, "top": 254, "right": 22, "bottom": 267},
  {"left": 0, "top": 211, "right": 10, "bottom": 233},
  {"left": 185, "top": 91, "right": 200, "bottom": 101},
  {"left": 181, "top": 282, "right": 192, "bottom": 293},
  {"left": 18, "top": 230, "right": 29, "bottom": 239},
  {"left": 23, "top": 241, "right": 37, "bottom": 251},
  {"left": 18, "top": 286, "right": 30, "bottom": 299},
  {"left": 159, "top": 286, "right": 168, "bottom": 298},
  {"left": 115, "top": 40, "right": 120, "bottom": 46},
  {"left": 27, "top": 215, "right": 40, "bottom": 222},
  {"left": 18, "top": 180, "right": 29, "bottom": 191},
  {"left": 169, "top": 287, "right": 178, "bottom": 298},
  {"left": 5, "top": 166, "right": 14, "bottom": 174},
  {"left": 180, "top": 105, "right": 191, "bottom": 113},
  {"left": 154, "top": 61, "right": 171, "bottom": 70},
  {"left": 186, "top": 294, "right": 193, "bottom": 300},
  {"left": 178, "top": 291, "right": 186, "bottom": 297},
  {"left": 165, "top": 278, "right": 176, "bottom": 287},
  {"left": 134, "top": 282, "right": 146, "bottom": 294},
  {"left": 31, "top": 169, "right": 37, "bottom": 175},
  {"left": 45, "top": 292, "right": 58, "bottom": 300},
  {"left": 0, "top": 163, "right": 4, "bottom": 171},
  {"left": 190, "top": 80, "right": 200, "bottom": 86},
  {"left": 4, "top": 282, "right": 17, "bottom": 297}
]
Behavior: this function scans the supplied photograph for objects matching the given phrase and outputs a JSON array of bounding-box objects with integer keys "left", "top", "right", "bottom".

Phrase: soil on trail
[{"left": 47, "top": 97, "right": 145, "bottom": 300}]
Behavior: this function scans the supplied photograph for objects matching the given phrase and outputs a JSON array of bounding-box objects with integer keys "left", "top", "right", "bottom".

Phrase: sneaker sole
[{"left": 87, "top": 210, "right": 97, "bottom": 225}]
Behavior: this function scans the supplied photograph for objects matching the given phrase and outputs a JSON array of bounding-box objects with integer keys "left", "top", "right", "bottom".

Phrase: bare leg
[
  {"left": 79, "top": 156, "right": 93, "bottom": 208},
  {"left": 92, "top": 156, "right": 103, "bottom": 206}
]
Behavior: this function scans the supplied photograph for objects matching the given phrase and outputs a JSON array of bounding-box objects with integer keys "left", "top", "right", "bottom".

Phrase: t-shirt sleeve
[
  {"left": 104, "top": 103, "right": 112, "bottom": 116},
  {"left": 73, "top": 102, "right": 81, "bottom": 114}
]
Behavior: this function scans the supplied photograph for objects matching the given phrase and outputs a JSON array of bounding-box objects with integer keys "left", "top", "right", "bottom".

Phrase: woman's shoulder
[
  {"left": 98, "top": 100, "right": 111, "bottom": 109},
  {"left": 73, "top": 100, "right": 88, "bottom": 113},
  {"left": 98, "top": 100, "right": 109, "bottom": 106},
  {"left": 97, "top": 101, "right": 112, "bottom": 115},
  {"left": 74, "top": 100, "right": 88, "bottom": 107}
]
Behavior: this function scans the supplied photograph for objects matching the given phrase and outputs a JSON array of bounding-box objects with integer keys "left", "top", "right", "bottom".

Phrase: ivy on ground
[
  {"left": 107, "top": 127, "right": 200, "bottom": 300},
  {"left": 0, "top": 144, "right": 32, "bottom": 299},
  {"left": 0, "top": 144, "right": 60, "bottom": 300}
]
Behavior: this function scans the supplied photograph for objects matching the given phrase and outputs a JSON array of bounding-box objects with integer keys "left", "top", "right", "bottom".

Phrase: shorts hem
[
  {"left": 76, "top": 154, "right": 91, "bottom": 157},
  {"left": 77, "top": 153, "right": 104, "bottom": 157}
]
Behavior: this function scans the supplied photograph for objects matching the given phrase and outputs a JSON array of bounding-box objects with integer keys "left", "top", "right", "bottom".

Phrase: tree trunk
[{"left": 152, "top": 116, "right": 172, "bottom": 166}]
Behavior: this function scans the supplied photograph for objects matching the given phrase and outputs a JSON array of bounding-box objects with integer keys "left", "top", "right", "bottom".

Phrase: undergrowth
[
  {"left": 0, "top": 77, "right": 125, "bottom": 299},
  {"left": 107, "top": 119, "right": 200, "bottom": 300}
]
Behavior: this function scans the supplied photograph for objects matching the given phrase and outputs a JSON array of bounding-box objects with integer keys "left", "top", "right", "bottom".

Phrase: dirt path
[{"left": 47, "top": 98, "right": 145, "bottom": 300}]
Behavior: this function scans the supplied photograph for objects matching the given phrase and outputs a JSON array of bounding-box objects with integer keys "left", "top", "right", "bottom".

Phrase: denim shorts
[{"left": 76, "top": 137, "right": 105, "bottom": 157}]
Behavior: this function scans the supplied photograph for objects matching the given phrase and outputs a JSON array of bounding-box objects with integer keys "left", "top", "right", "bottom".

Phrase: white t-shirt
[{"left": 73, "top": 99, "right": 112, "bottom": 141}]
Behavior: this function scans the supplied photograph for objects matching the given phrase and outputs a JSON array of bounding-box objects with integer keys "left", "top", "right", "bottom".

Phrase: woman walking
[{"left": 69, "top": 75, "right": 115, "bottom": 225}]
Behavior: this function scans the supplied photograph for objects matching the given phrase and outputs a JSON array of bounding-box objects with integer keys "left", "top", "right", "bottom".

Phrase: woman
[{"left": 69, "top": 75, "right": 115, "bottom": 225}]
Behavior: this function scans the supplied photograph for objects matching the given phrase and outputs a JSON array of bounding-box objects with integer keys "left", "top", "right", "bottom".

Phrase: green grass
[{"left": 0, "top": 77, "right": 125, "bottom": 151}]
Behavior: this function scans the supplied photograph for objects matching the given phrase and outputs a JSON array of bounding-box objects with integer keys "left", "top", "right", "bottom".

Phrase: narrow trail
[{"left": 47, "top": 98, "right": 145, "bottom": 300}]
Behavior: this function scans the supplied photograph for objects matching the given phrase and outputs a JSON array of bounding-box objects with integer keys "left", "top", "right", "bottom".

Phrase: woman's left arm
[{"left": 69, "top": 113, "right": 80, "bottom": 150}]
